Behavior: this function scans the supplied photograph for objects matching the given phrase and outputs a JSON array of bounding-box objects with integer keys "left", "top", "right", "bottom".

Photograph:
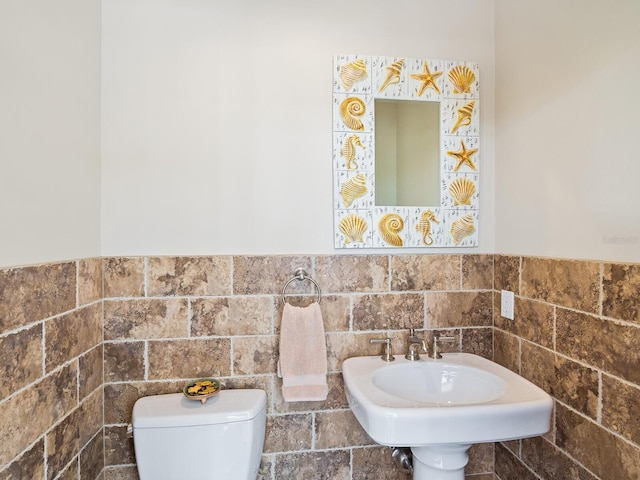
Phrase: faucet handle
[
  {"left": 370, "top": 337, "right": 395, "bottom": 362},
  {"left": 432, "top": 333, "right": 457, "bottom": 359}
]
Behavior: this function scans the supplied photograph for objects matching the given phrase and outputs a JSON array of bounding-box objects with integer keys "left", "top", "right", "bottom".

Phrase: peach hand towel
[{"left": 277, "top": 302, "right": 328, "bottom": 402}]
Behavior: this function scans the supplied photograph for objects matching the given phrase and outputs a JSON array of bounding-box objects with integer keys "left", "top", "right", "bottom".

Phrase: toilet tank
[{"left": 132, "top": 389, "right": 267, "bottom": 480}]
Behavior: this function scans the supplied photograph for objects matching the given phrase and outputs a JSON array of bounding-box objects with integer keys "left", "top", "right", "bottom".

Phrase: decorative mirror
[{"left": 332, "top": 54, "right": 480, "bottom": 248}]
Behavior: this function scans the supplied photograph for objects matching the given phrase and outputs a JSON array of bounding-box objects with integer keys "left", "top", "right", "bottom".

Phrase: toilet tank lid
[{"left": 132, "top": 389, "right": 266, "bottom": 429}]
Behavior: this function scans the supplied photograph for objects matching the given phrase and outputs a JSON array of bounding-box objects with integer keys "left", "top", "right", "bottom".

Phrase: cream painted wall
[
  {"left": 101, "top": 0, "right": 496, "bottom": 256},
  {"left": 495, "top": 0, "right": 640, "bottom": 262},
  {"left": 0, "top": 0, "right": 101, "bottom": 268}
]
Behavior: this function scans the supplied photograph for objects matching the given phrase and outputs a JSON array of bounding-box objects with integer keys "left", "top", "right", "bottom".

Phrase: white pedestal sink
[{"left": 342, "top": 353, "right": 553, "bottom": 480}]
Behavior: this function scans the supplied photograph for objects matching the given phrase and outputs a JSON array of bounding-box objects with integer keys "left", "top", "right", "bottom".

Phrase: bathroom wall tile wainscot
[
  {"left": 0, "top": 259, "right": 104, "bottom": 480},
  {"left": 102, "top": 254, "right": 495, "bottom": 480},
  {"left": 493, "top": 255, "right": 640, "bottom": 480}
]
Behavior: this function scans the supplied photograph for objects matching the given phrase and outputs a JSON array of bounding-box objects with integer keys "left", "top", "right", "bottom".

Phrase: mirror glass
[{"left": 332, "top": 54, "right": 480, "bottom": 248}]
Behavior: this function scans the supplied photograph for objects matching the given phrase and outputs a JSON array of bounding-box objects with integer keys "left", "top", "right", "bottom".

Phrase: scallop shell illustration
[
  {"left": 340, "top": 134, "right": 365, "bottom": 170},
  {"left": 340, "top": 59, "right": 368, "bottom": 91},
  {"left": 338, "top": 214, "right": 368, "bottom": 244},
  {"left": 448, "top": 65, "right": 475, "bottom": 94},
  {"left": 378, "top": 213, "right": 404, "bottom": 247},
  {"left": 451, "top": 101, "right": 475, "bottom": 134},
  {"left": 340, "top": 173, "right": 367, "bottom": 208},
  {"left": 448, "top": 178, "right": 476, "bottom": 206},
  {"left": 378, "top": 59, "right": 404, "bottom": 93},
  {"left": 339, "top": 97, "right": 366, "bottom": 131},
  {"left": 450, "top": 214, "right": 475, "bottom": 245},
  {"left": 416, "top": 209, "right": 439, "bottom": 246}
]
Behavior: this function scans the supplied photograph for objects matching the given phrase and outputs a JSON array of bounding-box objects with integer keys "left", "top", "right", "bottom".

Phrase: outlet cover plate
[{"left": 501, "top": 290, "right": 514, "bottom": 320}]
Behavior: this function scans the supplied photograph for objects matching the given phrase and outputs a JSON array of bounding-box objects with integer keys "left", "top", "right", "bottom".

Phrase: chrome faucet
[
  {"left": 432, "top": 332, "right": 457, "bottom": 359},
  {"left": 405, "top": 329, "right": 428, "bottom": 361}
]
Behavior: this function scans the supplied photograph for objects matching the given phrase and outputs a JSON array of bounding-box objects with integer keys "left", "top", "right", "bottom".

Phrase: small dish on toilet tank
[{"left": 183, "top": 378, "right": 221, "bottom": 404}]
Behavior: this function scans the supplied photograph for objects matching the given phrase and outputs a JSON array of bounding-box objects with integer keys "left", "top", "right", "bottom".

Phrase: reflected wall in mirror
[{"left": 333, "top": 54, "right": 480, "bottom": 248}]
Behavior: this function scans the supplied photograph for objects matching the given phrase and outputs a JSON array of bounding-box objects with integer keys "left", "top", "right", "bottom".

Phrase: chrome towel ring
[{"left": 281, "top": 268, "right": 322, "bottom": 304}]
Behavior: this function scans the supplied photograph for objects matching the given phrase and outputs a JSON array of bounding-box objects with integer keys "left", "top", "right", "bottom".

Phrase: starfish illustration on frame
[
  {"left": 447, "top": 139, "right": 478, "bottom": 171},
  {"left": 410, "top": 61, "right": 443, "bottom": 96}
]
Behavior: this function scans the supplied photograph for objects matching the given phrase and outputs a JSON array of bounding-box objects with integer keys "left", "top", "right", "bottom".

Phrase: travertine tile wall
[
  {"left": 100, "top": 254, "right": 495, "bottom": 480},
  {"left": 493, "top": 255, "right": 640, "bottom": 480},
  {"left": 0, "top": 259, "right": 104, "bottom": 480}
]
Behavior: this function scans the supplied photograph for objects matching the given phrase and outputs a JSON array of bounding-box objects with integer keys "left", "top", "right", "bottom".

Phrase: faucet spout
[{"left": 405, "top": 329, "right": 428, "bottom": 361}]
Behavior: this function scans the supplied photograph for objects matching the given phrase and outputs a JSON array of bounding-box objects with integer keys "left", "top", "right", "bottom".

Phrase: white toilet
[{"left": 132, "top": 389, "right": 267, "bottom": 480}]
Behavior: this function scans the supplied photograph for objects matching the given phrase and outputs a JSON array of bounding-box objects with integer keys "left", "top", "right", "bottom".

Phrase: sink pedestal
[{"left": 411, "top": 444, "right": 470, "bottom": 480}]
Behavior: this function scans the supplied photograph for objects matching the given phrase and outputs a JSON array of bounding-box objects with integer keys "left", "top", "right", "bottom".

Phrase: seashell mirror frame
[{"left": 333, "top": 54, "right": 480, "bottom": 248}]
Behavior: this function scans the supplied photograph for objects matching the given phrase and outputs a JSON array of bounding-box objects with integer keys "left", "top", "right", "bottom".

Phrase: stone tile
[
  {"left": 257, "top": 455, "right": 273, "bottom": 480},
  {"left": 315, "top": 410, "right": 373, "bottom": 449},
  {"left": 602, "top": 262, "right": 640, "bottom": 324},
  {"left": 103, "top": 257, "right": 145, "bottom": 298},
  {"left": 274, "top": 450, "right": 350, "bottom": 480},
  {"left": 494, "top": 442, "right": 537, "bottom": 480},
  {"left": 467, "top": 442, "right": 494, "bottom": 474},
  {"left": 521, "top": 436, "right": 597, "bottom": 480},
  {"left": 103, "top": 381, "right": 184, "bottom": 425},
  {"left": 263, "top": 414, "right": 312, "bottom": 453},
  {"left": 233, "top": 336, "right": 277, "bottom": 375},
  {"left": 494, "top": 255, "right": 520, "bottom": 293},
  {"left": 493, "top": 329, "right": 519, "bottom": 374},
  {"left": 390, "top": 254, "right": 460, "bottom": 291},
  {"left": 78, "top": 257, "right": 102, "bottom": 306},
  {"left": 0, "top": 262, "right": 76, "bottom": 333},
  {"left": 326, "top": 332, "right": 387, "bottom": 372},
  {"left": 427, "top": 291, "right": 493, "bottom": 328},
  {"left": 494, "top": 296, "right": 553, "bottom": 349},
  {"left": 79, "top": 430, "right": 104, "bottom": 480},
  {"left": 273, "top": 372, "right": 348, "bottom": 414},
  {"left": 104, "top": 341, "right": 146, "bottom": 382},
  {"left": 0, "top": 362, "right": 77, "bottom": 465},
  {"left": 46, "top": 409, "right": 80, "bottom": 479},
  {"left": 556, "top": 403, "right": 640, "bottom": 479},
  {"left": 353, "top": 293, "right": 424, "bottom": 330},
  {"left": 79, "top": 345, "right": 103, "bottom": 401},
  {"left": 0, "top": 323, "right": 42, "bottom": 399},
  {"left": 465, "top": 475, "right": 496, "bottom": 480},
  {"left": 148, "top": 338, "right": 231, "bottom": 379},
  {"left": 104, "top": 298, "right": 188, "bottom": 340},
  {"left": 56, "top": 460, "right": 78, "bottom": 480},
  {"left": 105, "top": 425, "right": 135, "bottom": 466},
  {"left": 315, "top": 255, "right": 389, "bottom": 293},
  {"left": 79, "top": 389, "right": 103, "bottom": 446},
  {"left": 45, "top": 303, "right": 102, "bottom": 372},
  {"left": 0, "top": 438, "right": 45, "bottom": 480},
  {"left": 233, "top": 255, "right": 312, "bottom": 295},
  {"left": 462, "top": 254, "right": 494, "bottom": 290},
  {"left": 602, "top": 374, "right": 640, "bottom": 445},
  {"left": 461, "top": 327, "right": 493, "bottom": 359},
  {"left": 191, "top": 296, "right": 273, "bottom": 336},
  {"left": 352, "top": 446, "right": 412, "bottom": 479},
  {"left": 147, "top": 256, "right": 231, "bottom": 297},
  {"left": 556, "top": 308, "right": 640, "bottom": 384},
  {"left": 103, "top": 466, "right": 139, "bottom": 480},
  {"left": 521, "top": 342, "right": 598, "bottom": 419},
  {"left": 521, "top": 257, "right": 600, "bottom": 313}
]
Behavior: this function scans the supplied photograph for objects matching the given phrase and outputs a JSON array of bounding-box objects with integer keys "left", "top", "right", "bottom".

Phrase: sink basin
[{"left": 343, "top": 353, "right": 552, "bottom": 446}]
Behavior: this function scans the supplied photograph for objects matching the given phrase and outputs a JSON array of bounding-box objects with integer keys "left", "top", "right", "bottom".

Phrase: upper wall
[
  {"left": 101, "top": 0, "right": 496, "bottom": 256},
  {"left": 495, "top": 0, "right": 640, "bottom": 263},
  {"left": 0, "top": 0, "right": 102, "bottom": 268}
]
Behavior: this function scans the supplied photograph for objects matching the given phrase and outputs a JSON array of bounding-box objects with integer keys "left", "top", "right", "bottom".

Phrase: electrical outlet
[{"left": 501, "top": 290, "right": 515, "bottom": 320}]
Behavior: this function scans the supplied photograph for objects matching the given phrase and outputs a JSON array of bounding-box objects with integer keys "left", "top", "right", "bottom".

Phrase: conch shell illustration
[
  {"left": 416, "top": 209, "right": 439, "bottom": 246},
  {"left": 448, "top": 65, "right": 475, "bottom": 94},
  {"left": 378, "top": 213, "right": 404, "bottom": 247},
  {"left": 378, "top": 59, "right": 404, "bottom": 93},
  {"left": 451, "top": 101, "right": 475, "bottom": 134},
  {"left": 340, "top": 59, "right": 368, "bottom": 91},
  {"left": 448, "top": 177, "right": 476, "bottom": 206},
  {"left": 338, "top": 214, "right": 368, "bottom": 244},
  {"left": 450, "top": 214, "right": 475, "bottom": 245},
  {"left": 340, "top": 97, "right": 366, "bottom": 131},
  {"left": 340, "top": 134, "right": 365, "bottom": 170},
  {"left": 340, "top": 173, "right": 367, "bottom": 208}
]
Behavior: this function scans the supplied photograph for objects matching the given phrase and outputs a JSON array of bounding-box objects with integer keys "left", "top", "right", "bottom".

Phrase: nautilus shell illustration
[
  {"left": 378, "top": 59, "right": 404, "bottom": 93},
  {"left": 338, "top": 214, "right": 368, "bottom": 244},
  {"left": 448, "top": 178, "right": 476, "bottom": 206},
  {"left": 340, "top": 173, "right": 367, "bottom": 208},
  {"left": 340, "top": 134, "right": 365, "bottom": 170},
  {"left": 450, "top": 214, "right": 475, "bottom": 245},
  {"left": 416, "top": 209, "right": 439, "bottom": 246},
  {"left": 378, "top": 213, "right": 404, "bottom": 247},
  {"left": 451, "top": 101, "right": 475, "bottom": 134},
  {"left": 339, "top": 97, "right": 366, "bottom": 131},
  {"left": 448, "top": 65, "right": 475, "bottom": 94},
  {"left": 339, "top": 59, "right": 368, "bottom": 91}
]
